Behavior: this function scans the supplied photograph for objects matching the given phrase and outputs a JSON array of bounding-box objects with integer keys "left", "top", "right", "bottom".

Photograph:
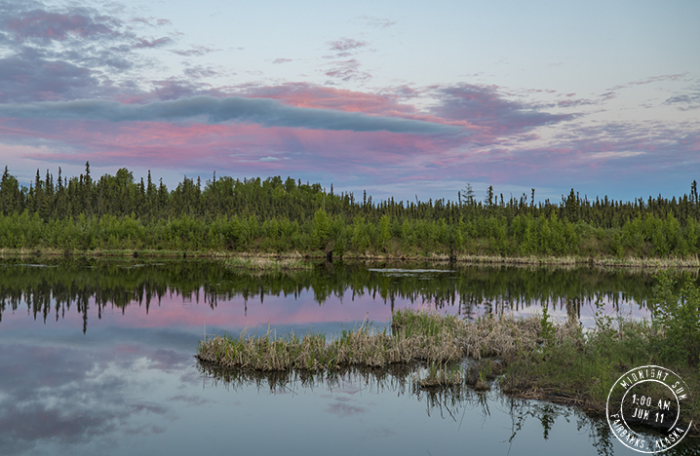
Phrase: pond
[{"left": 0, "top": 258, "right": 697, "bottom": 455}]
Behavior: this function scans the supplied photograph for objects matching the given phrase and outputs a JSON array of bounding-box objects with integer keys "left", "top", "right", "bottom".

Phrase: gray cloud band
[{"left": 0, "top": 96, "right": 462, "bottom": 135}]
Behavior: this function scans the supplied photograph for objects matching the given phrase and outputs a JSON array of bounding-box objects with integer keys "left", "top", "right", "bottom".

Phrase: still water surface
[{"left": 0, "top": 259, "right": 696, "bottom": 455}]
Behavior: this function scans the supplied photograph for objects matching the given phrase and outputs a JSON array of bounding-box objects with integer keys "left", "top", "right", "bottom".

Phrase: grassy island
[{"left": 197, "top": 270, "right": 700, "bottom": 437}]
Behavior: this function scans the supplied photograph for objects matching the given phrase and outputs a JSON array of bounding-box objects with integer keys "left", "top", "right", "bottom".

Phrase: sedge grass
[
  {"left": 413, "top": 361, "right": 462, "bottom": 388},
  {"left": 197, "top": 309, "right": 544, "bottom": 373},
  {"left": 197, "top": 319, "right": 463, "bottom": 372}
]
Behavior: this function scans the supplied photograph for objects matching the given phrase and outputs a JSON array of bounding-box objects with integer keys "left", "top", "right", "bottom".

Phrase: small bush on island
[{"left": 648, "top": 270, "right": 700, "bottom": 367}]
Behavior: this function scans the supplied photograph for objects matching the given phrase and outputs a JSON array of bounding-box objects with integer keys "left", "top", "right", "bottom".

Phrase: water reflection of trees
[
  {"left": 0, "top": 258, "right": 687, "bottom": 333},
  {"left": 196, "top": 361, "right": 697, "bottom": 455}
]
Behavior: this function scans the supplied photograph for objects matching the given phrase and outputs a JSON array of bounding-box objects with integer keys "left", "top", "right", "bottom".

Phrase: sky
[{"left": 0, "top": 0, "right": 698, "bottom": 203}]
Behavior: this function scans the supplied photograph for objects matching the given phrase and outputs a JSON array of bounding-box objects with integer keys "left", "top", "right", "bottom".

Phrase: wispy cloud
[
  {"left": 182, "top": 66, "right": 218, "bottom": 80},
  {"left": 664, "top": 88, "right": 700, "bottom": 110},
  {"left": 322, "top": 37, "right": 372, "bottom": 81},
  {"left": 133, "top": 37, "right": 172, "bottom": 49},
  {"left": 324, "top": 59, "right": 371, "bottom": 83},
  {"left": 358, "top": 15, "right": 396, "bottom": 29},
  {"left": 131, "top": 17, "right": 172, "bottom": 28},
  {"left": 622, "top": 73, "right": 689, "bottom": 88},
  {"left": 600, "top": 73, "right": 692, "bottom": 104},
  {"left": 171, "top": 45, "right": 218, "bottom": 57},
  {"left": 328, "top": 38, "right": 368, "bottom": 53}
]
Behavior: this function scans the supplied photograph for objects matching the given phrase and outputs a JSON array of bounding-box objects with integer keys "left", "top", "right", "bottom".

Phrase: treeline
[{"left": 0, "top": 163, "right": 699, "bottom": 258}]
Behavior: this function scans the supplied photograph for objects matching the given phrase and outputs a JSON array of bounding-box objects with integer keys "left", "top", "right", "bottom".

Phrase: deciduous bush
[{"left": 649, "top": 270, "right": 700, "bottom": 367}]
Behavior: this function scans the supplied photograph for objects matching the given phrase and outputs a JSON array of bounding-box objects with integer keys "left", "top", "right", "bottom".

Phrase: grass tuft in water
[{"left": 413, "top": 361, "right": 462, "bottom": 388}]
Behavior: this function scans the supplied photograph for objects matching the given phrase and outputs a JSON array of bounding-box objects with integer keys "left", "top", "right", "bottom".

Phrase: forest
[{"left": 0, "top": 162, "right": 698, "bottom": 260}]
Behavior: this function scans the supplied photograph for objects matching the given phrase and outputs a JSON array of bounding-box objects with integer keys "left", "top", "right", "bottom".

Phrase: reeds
[
  {"left": 197, "top": 309, "right": 554, "bottom": 374},
  {"left": 197, "top": 319, "right": 463, "bottom": 372},
  {"left": 413, "top": 361, "right": 462, "bottom": 388}
]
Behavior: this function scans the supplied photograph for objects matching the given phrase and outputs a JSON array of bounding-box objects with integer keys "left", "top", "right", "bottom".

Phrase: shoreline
[{"left": 1, "top": 248, "right": 698, "bottom": 269}]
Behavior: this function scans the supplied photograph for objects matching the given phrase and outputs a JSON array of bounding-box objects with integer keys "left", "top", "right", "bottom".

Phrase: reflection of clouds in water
[
  {"left": 326, "top": 398, "right": 366, "bottom": 418},
  {"left": 0, "top": 341, "right": 192, "bottom": 455},
  {"left": 322, "top": 382, "right": 363, "bottom": 396},
  {"left": 320, "top": 387, "right": 371, "bottom": 418}
]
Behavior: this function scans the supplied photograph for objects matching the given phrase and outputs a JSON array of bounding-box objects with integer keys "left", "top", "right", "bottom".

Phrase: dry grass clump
[
  {"left": 197, "top": 308, "right": 576, "bottom": 377},
  {"left": 461, "top": 315, "right": 538, "bottom": 359},
  {"left": 473, "top": 379, "right": 490, "bottom": 391},
  {"left": 197, "top": 318, "right": 464, "bottom": 372},
  {"left": 392, "top": 309, "right": 550, "bottom": 361}
]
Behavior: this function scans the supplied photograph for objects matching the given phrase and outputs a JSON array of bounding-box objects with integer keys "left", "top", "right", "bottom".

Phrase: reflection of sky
[
  {"left": 0, "top": 337, "right": 194, "bottom": 455},
  {"left": 0, "top": 268, "right": 670, "bottom": 455},
  {"left": 511, "top": 296, "right": 652, "bottom": 330},
  {"left": 1, "top": 328, "right": 641, "bottom": 456},
  {"left": 3, "top": 287, "right": 406, "bottom": 338}
]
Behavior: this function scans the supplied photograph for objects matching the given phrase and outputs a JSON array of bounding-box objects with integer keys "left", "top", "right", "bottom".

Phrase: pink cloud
[
  {"left": 232, "top": 84, "right": 477, "bottom": 135},
  {"left": 2, "top": 115, "right": 461, "bottom": 184},
  {"left": 0, "top": 80, "right": 595, "bottom": 192},
  {"left": 238, "top": 83, "right": 414, "bottom": 114},
  {"left": 3, "top": 65, "right": 693, "bottom": 201}
]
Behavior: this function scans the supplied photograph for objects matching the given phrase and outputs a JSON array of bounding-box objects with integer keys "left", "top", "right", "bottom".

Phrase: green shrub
[{"left": 649, "top": 270, "right": 700, "bottom": 366}]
